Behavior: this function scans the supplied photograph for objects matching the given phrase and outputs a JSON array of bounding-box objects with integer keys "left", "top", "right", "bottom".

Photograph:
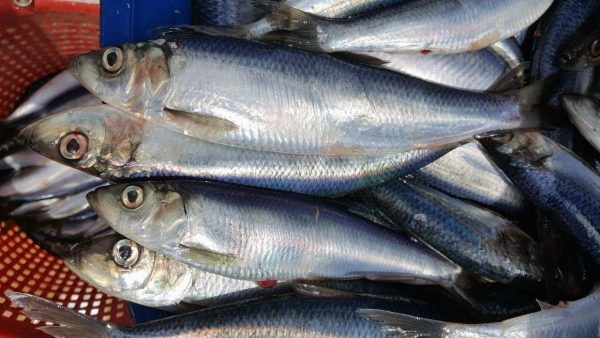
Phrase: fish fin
[
  {"left": 511, "top": 75, "right": 565, "bottom": 128},
  {"left": 535, "top": 299, "right": 554, "bottom": 310},
  {"left": 357, "top": 309, "right": 448, "bottom": 337},
  {"left": 154, "top": 24, "right": 254, "bottom": 39},
  {"left": 257, "top": 5, "right": 326, "bottom": 52},
  {"left": 487, "top": 62, "right": 529, "bottom": 92},
  {"left": 5, "top": 291, "right": 114, "bottom": 338},
  {"left": 164, "top": 107, "right": 239, "bottom": 135},
  {"left": 330, "top": 52, "right": 389, "bottom": 67},
  {"left": 290, "top": 282, "right": 355, "bottom": 299},
  {"left": 179, "top": 244, "right": 238, "bottom": 266}
]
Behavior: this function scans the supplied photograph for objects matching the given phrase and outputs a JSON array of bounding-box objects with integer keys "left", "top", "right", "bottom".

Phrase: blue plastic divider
[{"left": 100, "top": 0, "right": 191, "bottom": 47}]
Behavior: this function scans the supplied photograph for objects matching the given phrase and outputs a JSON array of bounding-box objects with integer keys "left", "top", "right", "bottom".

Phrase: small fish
[
  {"left": 9, "top": 186, "right": 101, "bottom": 222},
  {"left": 7, "top": 291, "right": 465, "bottom": 337},
  {"left": 19, "top": 105, "right": 445, "bottom": 197},
  {"left": 359, "top": 284, "right": 600, "bottom": 337},
  {"left": 70, "top": 35, "right": 548, "bottom": 156},
  {"left": 364, "top": 178, "right": 542, "bottom": 284},
  {"left": 5, "top": 70, "right": 80, "bottom": 122},
  {"left": 239, "top": 0, "right": 553, "bottom": 54},
  {"left": 87, "top": 181, "right": 464, "bottom": 287},
  {"left": 411, "top": 142, "right": 527, "bottom": 216},
  {"left": 65, "top": 234, "right": 288, "bottom": 308},
  {"left": 559, "top": 17, "right": 600, "bottom": 69},
  {"left": 0, "top": 148, "right": 50, "bottom": 172},
  {"left": 479, "top": 132, "right": 600, "bottom": 268},
  {"left": 0, "top": 161, "right": 103, "bottom": 202},
  {"left": 561, "top": 94, "right": 600, "bottom": 153}
]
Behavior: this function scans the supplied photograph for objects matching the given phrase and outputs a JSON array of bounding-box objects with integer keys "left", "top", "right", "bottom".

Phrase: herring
[
  {"left": 561, "top": 94, "right": 600, "bottom": 153},
  {"left": 70, "top": 35, "right": 546, "bottom": 156},
  {"left": 19, "top": 105, "right": 445, "bottom": 197},
  {"left": 86, "top": 181, "right": 465, "bottom": 288}
]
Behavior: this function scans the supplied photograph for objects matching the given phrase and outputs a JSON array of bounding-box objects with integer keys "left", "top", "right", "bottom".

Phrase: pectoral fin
[
  {"left": 178, "top": 244, "right": 238, "bottom": 266},
  {"left": 164, "top": 107, "right": 238, "bottom": 137}
]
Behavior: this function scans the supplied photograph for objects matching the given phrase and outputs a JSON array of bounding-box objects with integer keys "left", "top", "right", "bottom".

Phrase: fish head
[
  {"left": 19, "top": 105, "right": 145, "bottom": 178},
  {"left": 559, "top": 27, "right": 600, "bottom": 70},
  {"left": 87, "top": 182, "right": 187, "bottom": 249},
  {"left": 477, "top": 132, "right": 556, "bottom": 170},
  {"left": 65, "top": 234, "right": 156, "bottom": 292},
  {"left": 65, "top": 233, "right": 193, "bottom": 305},
  {"left": 69, "top": 41, "right": 169, "bottom": 112}
]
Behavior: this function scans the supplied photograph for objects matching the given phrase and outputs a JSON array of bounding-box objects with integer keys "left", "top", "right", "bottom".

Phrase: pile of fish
[{"left": 2, "top": 0, "right": 600, "bottom": 336}]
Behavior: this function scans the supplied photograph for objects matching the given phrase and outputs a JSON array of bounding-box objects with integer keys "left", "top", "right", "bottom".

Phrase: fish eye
[
  {"left": 112, "top": 239, "right": 140, "bottom": 268},
  {"left": 590, "top": 39, "right": 600, "bottom": 58},
  {"left": 122, "top": 185, "right": 144, "bottom": 209},
  {"left": 102, "top": 47, "right": 123, "bottom": 73},
  {"left": 59, "top": 132, "right": 88, "bottom": 160}
]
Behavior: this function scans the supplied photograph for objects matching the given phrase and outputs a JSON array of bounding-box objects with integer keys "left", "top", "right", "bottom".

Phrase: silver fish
[
  {"left": 358, "top": 284, "right": 600, "bottom": 337},
  {"left": 6, "top": 291, "right": 457, "bottom": 338},
  {"left": 0, "top": 149, "right": 50, "bottom": 171},
  {"left": 10, "top": 187, "right": 98, "bottom": 221},
  {"left": 87, "top": 180, "right": 462, "bottom": 285},
  {"left": 244, "top": 0, "right": 553, "bottom": 54},
  {"left": 411, "top": 142, "right": 526, "bottom": 216},
  {"left": 65, "top": 234, "right": 286, "bottom": 308},
  {"left": 489, "top": 38, "right": 525, "bottom": 70},
  {"left": 282, "top": 0, "right": 407, "bottom": 18},
  {"left": 561, "top": 94, "right": 600, "bottom": 153},
  {"left": 0, "top": 161, "right": 103, "bottom": 202},
  {"left": 19, "top": 105, "right": 445, "bottom": 197},
  {"left": 366, "top": 178, "right": 541, "bottom": 283},
  {"left": 6, "top": 71, "right": 80, "bottom": 122},
  {"left": 479, "top": 132, "right": 600, "bottom": 268},
  {"left": 70, "top": 35, "right": 543, "bottom": 156},
  {"left": 361, "top": 49, "right": 508, "bottom": 91}
]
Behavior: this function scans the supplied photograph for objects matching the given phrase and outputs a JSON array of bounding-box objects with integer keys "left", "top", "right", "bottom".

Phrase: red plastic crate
[{"left": 0, "top": 1, "right": 133, "bottom": 336}]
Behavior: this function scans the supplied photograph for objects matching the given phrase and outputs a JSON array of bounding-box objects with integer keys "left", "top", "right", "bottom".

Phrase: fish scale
[
  {"left": 71, "top": 35, "right": 540, "bottom": 157},
  {"left": 88, "top": 181, "right": 462, "bottom": 284}
]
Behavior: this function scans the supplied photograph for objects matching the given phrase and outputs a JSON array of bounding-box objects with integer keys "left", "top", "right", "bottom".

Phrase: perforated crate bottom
[{"left": 0, "top": 221, "right": 133, "bottom": 337}]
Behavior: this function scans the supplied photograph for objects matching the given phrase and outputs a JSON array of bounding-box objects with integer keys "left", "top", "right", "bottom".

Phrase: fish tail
[
  {"left": 447, "top": 272, "right": 489, "bottom": 318},
  {"left": 512, "top": 75, "right": 565, "bottom": 128},
  {"left": 258, "top": 3, "right": 325, "bottom": 52},
  {"left": 6, "top": 291, "right": 115, "bottom": 338},
  {"left": 357, "top": 309, "right": 449, "bottom": 337}
]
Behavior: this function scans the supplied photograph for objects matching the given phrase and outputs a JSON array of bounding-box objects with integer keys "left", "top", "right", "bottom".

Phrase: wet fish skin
[
  {"left": 412, "top": 142, "right": 527, "bottom": 216},
  {"left": 0, "top": 162, "right": 104, "bottom": 202},
  {"left": 489, "top": 38, "right": 525, "bottom": 70},
  {"left": 193, "top": 0, "right": 274, "bottom": 26},
  {"left": 71, "top": 35, "right": 542, "bottom": 156},
  {"left": 7, "top": 292, "right": 464, "bottom": 338},
  {"left": 361, "top": 49, "right": 508, "bottom": 91},
  {"left": 531, "top": 0, "right": 600, "bottom": 109},
  {"left": 65, "top": 234, "right": 277, "bottom": 308},
  {"left": 0, "top": 148, "right": 50, "bottom": 172},
  {"left": 255, "top": 0, "right": 553, "bottom": 54},
  {"left": 19, "top": 105, "right": 446, "bottom": 197},
  {"left": 88, "top": 180, "right": 462, "bottom": 284},
  {"left": 559, "top": 15, "right": 600, "bottom": 69},
  {"left": 359, "top": 284, "right": 600, "bottom": 338},
  {"left": 365, "top": 178, "right": 542, "bottom": 284},
  {"left": 561, "top": 94, "right": 600, "bottom": 153},
  {"left": 283, "top": 0, "right": 408, "bottom": 18},
  {"left": 479, "top": 132, "right": 600, "bottom": 268}
]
